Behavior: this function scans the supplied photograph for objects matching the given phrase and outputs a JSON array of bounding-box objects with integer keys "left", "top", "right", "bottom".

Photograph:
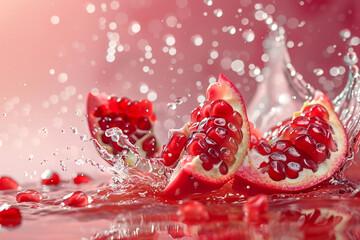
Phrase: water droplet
[
  {"left": 71, "top": 127, "right": 78, "bottom": 135},
  {"left": 203, "top": 0, "right": 213, "bottom": 6},
  {"left": 191, "top": 35, "right": 203, "bottom": 46},
  {"left": 339, "top": 28, "right": 351, "bottom": 40},
  {"left": 167, "top": 103, "right": 177, "bottom": 110},
  {"left": 343, "top": 51, "right": 358, "bottom": 66},
  {"left": 313, "top": 68, "right": 324, "bottom": 76},
  {"left": 213, "top": 9, "right": 223, "bottom": 17},
  {"left": 80, "top": 134, "right": 89, "bottom": 142},
  {"left": 75, "top": 159, "right": 85, "bottom": 165},
  {"left": 242, "top": 29, "right": 255, "bottom": 42},
  {"left": 60, "top": 160, "right": 67, "bottom": 171}
]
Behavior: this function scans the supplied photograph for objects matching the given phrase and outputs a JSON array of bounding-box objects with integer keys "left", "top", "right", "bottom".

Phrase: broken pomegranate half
[
  {"left": 162, "top": 74, "right": 250, "bottom": 199},
  {"left": 234, "top": 91, "right": 347, "bottom": 193},
  {"left": 87, "top": 92, "right": 160, "bottom": 166}
]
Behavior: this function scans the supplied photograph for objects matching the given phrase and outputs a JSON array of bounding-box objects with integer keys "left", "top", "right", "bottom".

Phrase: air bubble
[
  {"left": 50, "top": 16, "right": 60, "bottom": 25},
  {"left": 165, "top": 35, "right": 176, "bottom": 46},
  {"left": 214, "top": 9, "right": 223, "bottom": 17},
  {"left": 313, "top": 68, "right": 324, "bottom": 76},
  {"left": 204, "top": 0, "right": 213, "bottom": 6},
  {"left": 191, "top": 35, "right": 203, "bottom": 46},
  {"left": 130, "top": 22, "right": 141, "bottom": 34},
  {"left": 242, "top": 29, "right": 255, "bottom": 42},
  {"left": 57, "top": 73, "right": 68, "bottom": 83},
  {"left": 339, "top": 28, "right": 351, "bottom": 40},
  {"left": 86, "top": 3, "right": 96, "bottom": 13},
  {"left": 231, "top": 59, "right": 245, "bottom": 72}
]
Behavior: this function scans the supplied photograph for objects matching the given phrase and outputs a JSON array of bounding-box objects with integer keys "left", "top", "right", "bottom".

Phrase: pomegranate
[
  {"left": 0, "top": 176, "right": 18, "bottom": 190},
  {"left": 73, "top": 173, "right": 91, "bottom": 184},
  {"left": 16, "top": 190, "right": 42, "bottom": 203},
  {"left": 162, "top": 74, "right": 250, "bottom": 199},
  {"left": 63, "top": 191, "right": 89, "bottom": 207},
  {"left": 234, "top": 91, "right": 347, "bottom": 193},
  {"left": 87, "top": 92, "right": 160, "bottom": 166},
  {"left": 0, "top": 205, "right": 22, "bottom": 228},
  {"left": 41, "top": 170, "right": 61, "bottom": 185}
]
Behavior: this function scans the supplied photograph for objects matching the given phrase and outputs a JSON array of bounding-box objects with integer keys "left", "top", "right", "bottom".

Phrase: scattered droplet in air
[
  {"left": 213, "top": 9, "right": 223, "bottom": 17},
  {"left": 313, "top": 68, "right": 324, "bottom": 76},
  {"left": 204, "top": 0, "right": 213, "bottom": 6},
  {"left": 191, "top": 35, "right": 203, "bottom": 46},
  {"left": 242, "top": 29, "right": 255, "bottom": 42},
  {"left": 339, "top": 28, "right": 351, "bottom": 40}
]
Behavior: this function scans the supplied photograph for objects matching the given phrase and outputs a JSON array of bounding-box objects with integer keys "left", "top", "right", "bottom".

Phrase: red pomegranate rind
[
  {"left": 235, "top": 91, "right": 347, "bottom": 193},
  {"left": 0, "top": 176, "right": 18, "bottom": 190},
  {"left": 163, "top": 74, "right": 250, "bottom": 199},
  {"left": 87, "top": 92, "right": 160, "bottom": 166}
]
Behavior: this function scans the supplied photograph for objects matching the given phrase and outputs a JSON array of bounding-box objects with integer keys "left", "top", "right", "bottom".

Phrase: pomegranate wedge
[
  {"left": 234, "top": 91, "right": 347, "bottom": 194},
  {"left": 162, "top": 74, "right": 250, "bottom": 199},
  {"left": 87, "top": 93, "right": 160, "bottom": 166}
]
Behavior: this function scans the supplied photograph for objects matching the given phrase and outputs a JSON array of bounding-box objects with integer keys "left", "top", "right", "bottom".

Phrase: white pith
[{"left": 237, "top": 91, "right": 348, "bottom": 191}]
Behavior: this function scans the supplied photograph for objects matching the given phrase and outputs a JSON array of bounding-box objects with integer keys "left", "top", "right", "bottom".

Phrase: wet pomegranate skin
[
  {"left": 163, "top": 74, "right": 250, "bottom": 199},
  {"left": 0, "top": 176, "right": 18, "bottom": 190},
  {"left": 234, "top": 91, "right": 348, "bottom": 194}
]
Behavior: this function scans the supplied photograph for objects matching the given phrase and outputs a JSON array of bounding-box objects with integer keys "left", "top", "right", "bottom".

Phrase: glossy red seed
[
  {"left": 286, "top": 162, "right": 302, "bottom": 179},
  {"left": 16, "top": 190, "right": 42, "bottom": 203},
  {"left": 0, "top": 177, "right": 18, "bottom": 190},
  {"left": 199, "top": 101, "right": 211, "bottom": 119},
  {"left": 227, "top": 111, "right": 243, "bottom": 129},
  {"left": 223, "top": 137, "right": 238, "bottom": 155},
  {"left": 163, "top": 150, "right": 180, "bottom": 166},
  {"left": 309, "top": 116, "right": 334, "bottom": 134},
  {"left": 186, "top": 139, "right": 207, "bottom": 156},
  {"left": 109, "top": 118, "right": 125, "bottom": 129},
  {"left": 139, "top": 99, "right": 153, "bottom": 117},
  {"left": 294, "top": 134, "right": 317, "bottom": 157},
  {"left": 63, "top": 191, "right": 89, "bottom": 207},
  {"left": 207, "top": 148, "right": 221, "bottom": 164},
  {"left": 209, "top": 117, "right": 227, "bottom": 127},
  {"left": 289, "top": 127, "right": 308, "bottom": 144},
  {"left": 41, "top": 170, "right": 60, "bottom": 185},
  {"left": 99, "top": 117, "right": 109, "bottom": 130},
  {"left": 255, "top": 140, "right": 272, "bottom": 155},
  {"left": 199, "top": 153, "right": 213, "bottom": 171},
  {"left": 207, "top": 127, "right": 229, "bottom": 145},
  {"left": 279, "top": 125, "right": 294, "bottom": 139},
  {"left": 126, "top": 101, "right": 142, "bottom": 118},
  {"left": 0, "top": 205, "right": 22, "bottom": 227},
  {"left": 219, "top": 161, "right": 229, "bottom": 175},
  {"left": 93, "top": 105, "right": 108, "bottom": 117},
  {"left": 122, "top": 122, "right": 136, "bottom": 135},
  {"left": 73, "top": 174, "right": 91, "bottom": 184},
  {"left": 284, "top": 146, "right": 302, "bottom": 163},
  {"left": 312, "top": 143, "right": 330, "bottom": 164},
  {"left": 117, "top": 97, "right": 130, "bottom": 113},
  {"left": 304, "top": 104, "right": 329, "bottom": 121},
  {"left": 271, "top": 140, "right": 292, "bottom": 152},
  {"left": 220, "top": 147, "right": 235, "bottom": 166},
  {"left": 291, "top": 116, "right": 310, "bottom": 128},
  {"left": 250, "top": 134, "right": 259, "bottom": 149},
  {"left": 302, "top": 158, "right": 318, "bottom": 172},
  {"left": 142, "top": 136, "right": 157, "bottom": 153},
  {"left": 188, "top": 122, "right": 200, "bottom": 132},
  {"left": 136, "top": 117, "right": 151, "bottom": 130},
  {"left": 101, "top": 134, "right": 112, "bottom": 144},
  {"left": 112, "top": 141, "right": 124, "bottom": 153},
  {"left": 268, "top": 161, "right": 286, "bottom": 181},
  {"left": 109, "top": 97, "right": 120, "bottom": 112},
  {"left": 166, "top": 132, "right": 187, "bottom": 154},
  {"left": 325, "top": 131, "right": 338, "bottom": 152},
  {"left": 227, "top": 123, "right": 243, "bottom": 144},
  {"left": 307, "top": 123, "right": 327, "bottom": 143},
  {"left": 190, "top": 107, "right": 200, "bottom": 123},
  {"left": 269, "top": 152, "right": 287, "bottom": 162},
  {"left": 209, "top": 100, "right": 233, "bottom": 118},
  {"left": 177, "top": 201, "right": 209, "bottom": 223}
]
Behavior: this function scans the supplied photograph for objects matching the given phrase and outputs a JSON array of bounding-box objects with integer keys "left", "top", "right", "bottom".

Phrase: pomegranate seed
[
  {"left": 286, "top": 162, "right": 302, "bottom": 179},
  {"left": 93, "top": 104, "right": 108, "bottom": 117},
  {"left": 227, "top": 122, "right": 243, "bottom": 144},
  {"left": 269, "top": 152, "right": 287, "bottom": 162},
  {"left": 117, "top": 97, "right": 130, "bottom": 113},
  {"left": 255, "top": 140, "right": 272, "bottom": 155},
  {"left": 0, "top": 205, "right": 22, "bottom": 227},
  {"left": 209, "top": 100, "right": 233, "bottom": 118},
  {"left": 250, "top": 134, "right": 259, "bottom": 149},
  {"left": 220, "top": 147, "right": 235, "bottom": 166},
  {"left": 279, "top": 125, "right": 294, "bottom": 139},
  {"left": 312, "top": 143, "right": 330, "bottom": 164},
  {"left": 122, "top": 122, "right": 136, "bottom": 135},
  {"left": 163, "top": 150, "right": 180, "bottom": 166},
  {"left": 166, "top": 132, "right": 187, "bottom": 154},
  {"left": 291, "top": 116, "right": 310, "bottom": 128},
  {"left": 243, "top": 194, "right": 268, "bottom": 222},
  {"left": 207, "top": 127, "right": 229, "bottom": 145},
  {"left": 41, "top": 170, "right": 60, "bottom": 185},
  {"left": 207, "top": 148, "right": 221, "bottom": 164},
  {"left": 307, "top": 123, "right": 327, "bottom": 143},
  {"left": 190, "top": 107, "right": 200, "bottom": 123},
  {"left": 63, "top": 191, "right": 89, "bottom": 207},
  {"left": 16, "top": 190, "right": 42, "bottom": 203},
  {"left": 289, "top": 127, "right": 308, "bottom": 144},
  {"left": 136, "top": 117, "right": 151, "bottom": 130},
  {"left": 99, "top": 117, "right": 110, "bottom": 130},
  {"left": 302, "top": 158, "right": 318, "bottom": 172},
  {"left": 112, "top": 141, "right": 124, "bottom": 153},
  {"left": 207, "top": 117, "right": 226, "bottom": 127},
  {"left": 199, "top": 153, "right": 213, "bottom": 171},
  {"left": 109, "top": 97, "right": 120, "bottom": 112},
  {"left": 188, "top": 122, "right": 200, "bottom": 132},
  {"left": 271, "top": 140, "right": 292, "bottom": 152},
  {"left": 109, "top": 118, "right": 125, "bottom": 129},
  {"left": 186, "top": 139, "right": 208, "bottom": 156},
  {"left": 139, "top": 99, "right": 153, "bottom": 117},
  {"left": 101, "top": 134, "right": 112, "bottom": 144},
  {"left": 177, "top": 201, "right": 209, "bottom": 223},
  {"left": 73, "top": 173, "right": 91, "bottom": 184},
  {"left": 304, "top": 104, "right": 329, "bottom": 121},
  {"left": 142, "top": 136, "right": 157, "bottom": 153},
  {"left": 199, "top": 101, "right": 211, "bottom": 119},
  {"left": 294, "top": 134, "right": 317, "bottom": 157},
  {"left": 325, "top": 131, "right": 338, "bottom": 152},
  {"left": 268, "top": 161, "right": 286, "bottom": 181},
  {"left": 219, "top": 162, "right": 229, "bottom": 175},
  {"left": 0, "top": 177, "right": 18, "bottom": 190},
  {"left": 223, "top": 137, "right": 238, "bottom": 155},
  {"left": 204, "top": 136, "right": 218, "bottom": 148},
  {"left": 309, "top": 116, "right": 334, "bottom": 134},
  {"left": 284, "top": 146, "right": 302, "bottom": 163},
  {"left": 227, "top": 111, "right": 243, "bottom": 129},
  {"left": 126, "top": 101, "right": 141, "bottom": 118}
]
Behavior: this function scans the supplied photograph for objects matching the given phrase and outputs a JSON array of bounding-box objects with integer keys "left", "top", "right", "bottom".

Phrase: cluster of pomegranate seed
[
  {"left": 92, "top": 96, "right": 158, "bottom": 158},
  {"left": 256, "top": 104, "right": 338, "bottom": 181},
  {"left": 162, "top": 100, "right": 243, "bottom": 175}
]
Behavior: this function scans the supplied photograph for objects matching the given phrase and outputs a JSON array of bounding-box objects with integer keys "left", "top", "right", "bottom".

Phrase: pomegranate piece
[
  {"left": 63, "top": 191, "right": 89, "bottom": 207},
  {"left": 16, "top": 190, "right": 42, "bottom": 203},
  {"left": 41, "top": 170, "right": 60, "bottom": 185},
  {"left": 177, "top": 201, "right": 210, "bottom": 224},
  {"left": 87, "top": 93, "right": 160, "bottom": 166},
  {"left": 235, "top": 91, "right": 347, "bottom": 193},
  {"left": 0, "top": 205, "right": 22, "bottom": 227},
  {"left": 162, "top": 74, "right": 250, "bottom": 199},
  {"left": 0, "top": 176, "right": 18, "bottom": 190},
  {"left": 73, "top": 173, "right": 91, "bottom": 184}
]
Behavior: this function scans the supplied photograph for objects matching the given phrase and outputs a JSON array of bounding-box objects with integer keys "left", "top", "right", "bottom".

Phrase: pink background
[{"left": 0, "top": 0, "right": 359, "bottom": 183}]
